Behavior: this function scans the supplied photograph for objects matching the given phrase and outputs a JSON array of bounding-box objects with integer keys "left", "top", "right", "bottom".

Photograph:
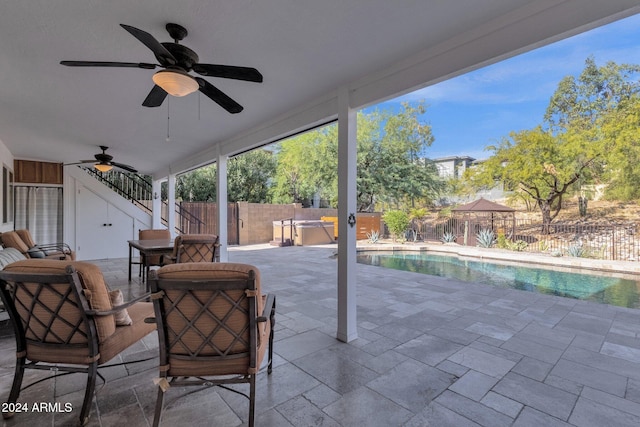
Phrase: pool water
[{"left": 357, "top": 251, "right": 640, "bottom": 308}]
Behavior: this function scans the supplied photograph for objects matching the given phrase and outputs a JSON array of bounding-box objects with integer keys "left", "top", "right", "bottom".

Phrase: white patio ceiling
[{"left": 1, "top": 1, "right": 639, "bottom": 178}]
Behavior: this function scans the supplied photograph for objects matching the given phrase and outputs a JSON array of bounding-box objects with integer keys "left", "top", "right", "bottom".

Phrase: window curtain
[{"left": 14, "top": 186, "right": 63, "bottom": 244}]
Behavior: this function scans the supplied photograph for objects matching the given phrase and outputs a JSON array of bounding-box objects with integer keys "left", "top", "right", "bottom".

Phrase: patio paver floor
[{"left": 2, "top": 244, "right": 640, "bottom": 426}]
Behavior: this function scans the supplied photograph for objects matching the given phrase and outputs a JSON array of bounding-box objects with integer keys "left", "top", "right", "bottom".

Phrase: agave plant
[
  {"left": 405, "top": 229, "right": 418, "bottom": 242},
  {"left": 476, "top": 229, "right": 496, "bottom": 248},
  {"left": 441, "top": 232, "right": 456, "bottom": 243},
  {"left": 567, "top": 244, "right": 585, "bottom": 257},
  {"left": 366, "top": 229, "right": 380, "bottom": 244}
]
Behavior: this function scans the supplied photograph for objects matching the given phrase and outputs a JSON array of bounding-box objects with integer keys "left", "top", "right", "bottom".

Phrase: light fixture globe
[
  {"left": 94, "top": 162, "right": 113, "bottom": 172},
  {"left": 152, "top": 69, "right": 199, "bottom": 97}
]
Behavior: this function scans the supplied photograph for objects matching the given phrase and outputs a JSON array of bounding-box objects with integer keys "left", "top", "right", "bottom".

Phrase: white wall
[{"left": 0, "top": 138, "right": 14, "bottom": 233}]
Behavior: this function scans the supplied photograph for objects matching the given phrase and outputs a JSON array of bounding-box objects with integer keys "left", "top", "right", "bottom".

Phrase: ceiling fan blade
[
  {"left": 192, "top": 64, "right": 263, "bottom": 82},
  {"left": 120, "top": 24, "right": 177, "bottom": 65},
  {"left": 142, "top": 85, "right": 168, "bottom": 107},
  {"left": 111, "top": 162, "right": 138, "bottom": 173},
  {"left": 64, "top": 160, "right": 95, "bottom": 166},
  {"left": 195, "top": 77, "right": 243, "bottom": 114},
  {"left": 60, "top": 61, "right": 156, "bottom": 69}
]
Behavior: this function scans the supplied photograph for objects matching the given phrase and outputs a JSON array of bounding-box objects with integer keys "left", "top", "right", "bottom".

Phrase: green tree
[
  {"left": 270, "top": 129, "right": 336, "bottom": 205},
  {"left": 545, "top": 56, "right": 640, "bottom": 132},
  {"left": 227, "top": 149, "right": 277, "bottom": 202},
  {"left": 544, "top": 57, "right": 640, "bottom": 203},
  {"left": 358, "top": 103, "right": 442, "bottom": 211},
  {"left": 471, "top": 127, "right": 600, "bottom": 232},
  {"left": 466, "top": 57, "right": 640, "bottom": 228},
  {"left": 271, "top": 102, "right": 442, "bottom": 211},
  {"left": 383, "top": 210, "right": 409, "bottom": 242},
  {"left": 176, "top": 164, "right": 217, "bottom": 201},
  {"left": 599, "top": 96, "right": 640, "bottom": 200},
  {"left": 176, "top": 149, "right": 276, "bottom": 202}
]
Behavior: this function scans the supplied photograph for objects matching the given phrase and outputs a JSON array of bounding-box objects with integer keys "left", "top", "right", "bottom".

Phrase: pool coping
[{"left": 356, "top": 241, "right": 640, "bottom": 275}]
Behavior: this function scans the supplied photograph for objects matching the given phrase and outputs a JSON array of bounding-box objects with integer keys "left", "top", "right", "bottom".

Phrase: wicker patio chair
[
  {"left": 160, "top": 234, "right": 220, "bottom": 265},
  {"left": 138, "top": 228, "right": 172, "bottom": 282},
  {"left": 0, "top": 259, "right": 156, "bottom": 426},
  {"left": 148, "top": 262, "right": 275, "bottom": 427},
  {"left": 2, "top": 229, "right": 75, "bottom": 260}
]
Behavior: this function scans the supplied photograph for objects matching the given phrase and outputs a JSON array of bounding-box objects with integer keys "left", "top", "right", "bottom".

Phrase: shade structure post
[
  {"left": 337, "top": 86, "right": 358, "bottom": 343},
  {"left": 217, "top": 149, "right": 229, "bottom": 262}
]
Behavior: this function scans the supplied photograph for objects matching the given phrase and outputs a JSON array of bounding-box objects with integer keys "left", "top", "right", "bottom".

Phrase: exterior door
[{"left": 75, "top": 186, "right": 134, "bottom": 260}]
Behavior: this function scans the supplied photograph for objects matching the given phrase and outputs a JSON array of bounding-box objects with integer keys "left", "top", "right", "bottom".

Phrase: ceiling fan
[
  {"left": 66, "top": 146, "right": 137, "bottom": 173},
  {"left": 60, "top": 23, "right": 263, "bottom": 114}
]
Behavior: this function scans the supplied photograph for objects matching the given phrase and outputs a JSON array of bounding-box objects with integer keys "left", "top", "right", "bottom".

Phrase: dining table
[{"left": 127, "top": 238, "right": 174, "bottom": 282}]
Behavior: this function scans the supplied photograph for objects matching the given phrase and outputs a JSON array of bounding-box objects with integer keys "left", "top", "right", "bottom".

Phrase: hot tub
[{"left": 272, "top": 220, "right": 335, "bottom": 246}]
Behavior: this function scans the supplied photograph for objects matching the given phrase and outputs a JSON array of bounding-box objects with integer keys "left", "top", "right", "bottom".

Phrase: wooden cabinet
[{"left": 14, "top": 160, "right": 63, "bottom": 184}]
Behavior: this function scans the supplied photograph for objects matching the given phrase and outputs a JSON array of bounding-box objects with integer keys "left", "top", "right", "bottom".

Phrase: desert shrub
[
  {"left": 496, "top": 232, "right": 508, "bottom": 249},
  {"left": 509, "top": 240, "right": 528, "bottom": 251},
  {"left": 383, "top": 210, "right": 410, "bottom": 242}
]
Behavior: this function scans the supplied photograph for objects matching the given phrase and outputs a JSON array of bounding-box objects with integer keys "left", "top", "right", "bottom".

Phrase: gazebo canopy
[{"left": 452, "top": 198, "right": 515, "bottom": 213}]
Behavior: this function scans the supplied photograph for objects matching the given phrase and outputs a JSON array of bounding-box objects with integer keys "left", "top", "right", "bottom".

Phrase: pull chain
[{"left": 166, "top": 96, "right": 171, "bottom": 143}]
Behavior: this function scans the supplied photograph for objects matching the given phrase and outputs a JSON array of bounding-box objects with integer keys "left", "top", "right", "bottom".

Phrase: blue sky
[{"left": 372, "top": 13, "right": 640, "bottom": 161}]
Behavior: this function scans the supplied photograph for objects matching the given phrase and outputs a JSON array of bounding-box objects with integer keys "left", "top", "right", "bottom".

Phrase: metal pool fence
[{"left": 413, "top": 217, "right": 639, "bottom": 261}]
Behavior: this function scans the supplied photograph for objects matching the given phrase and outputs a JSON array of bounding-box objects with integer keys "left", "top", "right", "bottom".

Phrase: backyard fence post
[{"left": 464, "top": 221, "right": 469, "bottom": 246}]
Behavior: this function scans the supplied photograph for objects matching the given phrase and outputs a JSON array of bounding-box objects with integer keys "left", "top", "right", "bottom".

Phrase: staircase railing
[
  {"left": 85, "top": 168, "right": 154, "bottom": 214},
  {"left": 82, "top": 167, "right": 205, "bottom": 234}
]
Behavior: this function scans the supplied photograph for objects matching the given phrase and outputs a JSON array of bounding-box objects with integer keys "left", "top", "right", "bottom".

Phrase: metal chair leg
[
  {"left": 249, "top": 375, "right": 256, "bottom": 427},
  {"left": 268, "top": 296, "right": 276, "bottom": 375},
  {"left": 152, "top": 386, "right": 165, "bottom": 427},
  {"left": 79, "top": 362, "right": 98, "bottom": 426}
]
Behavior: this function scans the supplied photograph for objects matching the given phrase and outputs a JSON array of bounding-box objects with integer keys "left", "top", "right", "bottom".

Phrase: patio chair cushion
[
  {"left": 0, "top": 247, "right": 27, "bottom": 269},
  {"left": 157, "top": 262, "right": 264, "bottom": 317},
  {"left": 177, "top": 234, "right": 219, "bottom": 263},
  {"left": 156, "top": 262, "right": 270, "bottom": 376},
  {"left": 109, "top": 289, "right": 132, "bottom": 325},
  {"left": 15, "top": 229, "right": 36, "bottom": 248},
  {"left": 1, "top": 230, "right": 75, "bottom": 260},
  {"left": 4, "top": 259, "right": 116, "bottom": 340},
  {"left": 1, "top": 231, "right": 30, "bottom": 254}
]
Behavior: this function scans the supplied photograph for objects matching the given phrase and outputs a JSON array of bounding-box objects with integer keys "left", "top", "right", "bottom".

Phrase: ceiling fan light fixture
[
  {"left": 94, "top": 162, "right": 113, "bottom": 172},
  {"left": 152, "top": 69, "right": 199, "bottom": 97}
]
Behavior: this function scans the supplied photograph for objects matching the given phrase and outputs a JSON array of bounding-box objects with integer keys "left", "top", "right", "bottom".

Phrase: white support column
[
  {"left": 167, "top": 173, "right": 176, "bottom": 238},
  {"left": 217, "top": 150, "right": 229, "bottom": 262},
  {"left": 337, "top": 86, "right": 358, "bottom": 343},
  {"left": 152, "top": 179, "right": 163, "bottom": 229}
]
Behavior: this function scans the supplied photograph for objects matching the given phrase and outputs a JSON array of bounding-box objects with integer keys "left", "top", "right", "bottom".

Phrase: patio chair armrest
[
  {"left": 87, "top": 292, "right": 151, "bottom": 316},
  {"left": 37, "top": 242, "right": 72, "bottom": 253},
  {"left": 160, "top": 254, "right": 176, "bottom": 265},
  {"left": 257, "top": 293, "right": 275, "bottom": 322}
]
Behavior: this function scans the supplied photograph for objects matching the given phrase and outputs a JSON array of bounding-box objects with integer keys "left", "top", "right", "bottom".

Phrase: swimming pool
[{"left": 357, "top": 251, "right": 640, "bottom": 308}]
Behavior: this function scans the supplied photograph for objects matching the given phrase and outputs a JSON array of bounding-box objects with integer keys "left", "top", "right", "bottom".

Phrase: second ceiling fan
[{"left": 61, "top": 23, "right": 263, "bottom": 114}]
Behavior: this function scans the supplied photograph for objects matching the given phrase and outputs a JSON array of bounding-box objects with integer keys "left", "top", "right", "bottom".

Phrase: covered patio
[
  {"left": 2, "top": 245, "right": 640, "bottom": 426},
  {"left": 2, "top": 1, "right": 640, "bottom": 344},
  {"left": 2, "top": 2, "right": 640, "bottom": 425}
]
